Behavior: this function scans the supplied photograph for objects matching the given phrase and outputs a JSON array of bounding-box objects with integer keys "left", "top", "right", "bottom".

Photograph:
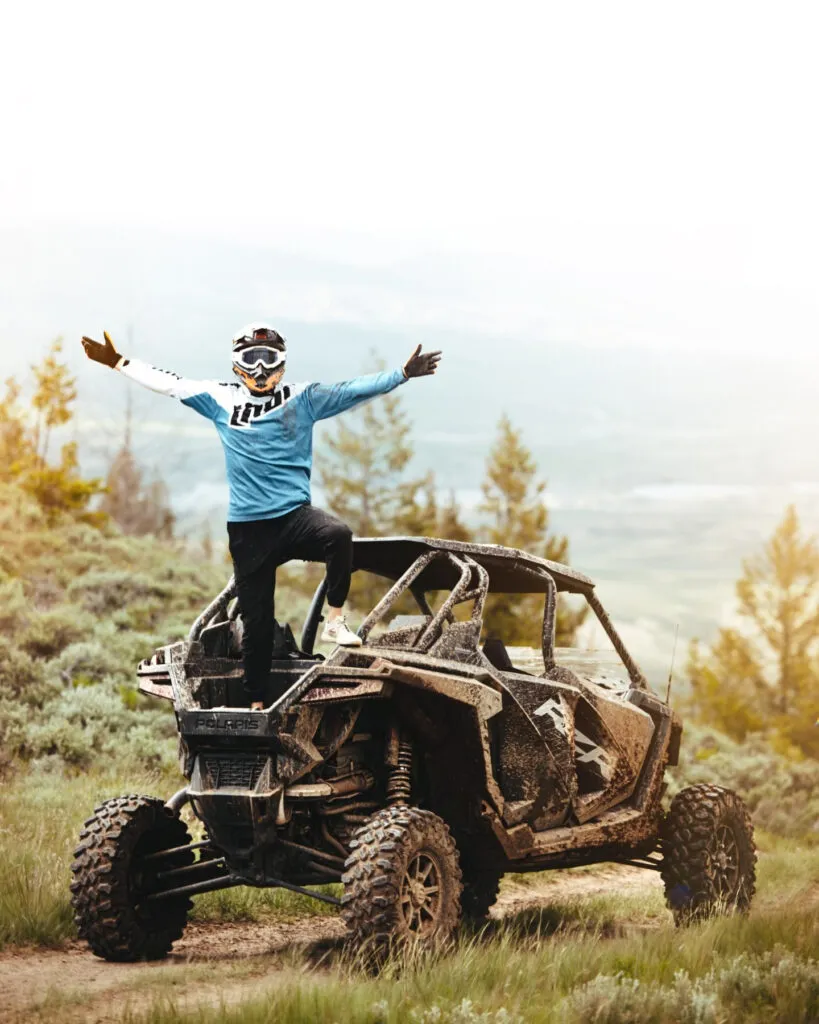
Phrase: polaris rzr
[{"left": 70, "top": 538, "right": 756, "bottom": 960}]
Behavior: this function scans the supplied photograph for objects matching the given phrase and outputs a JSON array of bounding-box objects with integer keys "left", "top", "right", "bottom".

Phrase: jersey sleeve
[
  {"left": 117, "top": 358, "right": 221, "bottom": 420},
  {"left": 302, "top": 369, "right": 407, "bottom": 422}
]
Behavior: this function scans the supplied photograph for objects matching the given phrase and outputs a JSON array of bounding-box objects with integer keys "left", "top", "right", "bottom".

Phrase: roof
[{"left": 351, "top": 537, "right": 595, "bottom": 595}]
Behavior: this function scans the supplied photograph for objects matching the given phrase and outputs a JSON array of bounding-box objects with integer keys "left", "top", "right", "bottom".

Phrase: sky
[{"left": 2, "top": 1, "right": 819, "bottom": 358}]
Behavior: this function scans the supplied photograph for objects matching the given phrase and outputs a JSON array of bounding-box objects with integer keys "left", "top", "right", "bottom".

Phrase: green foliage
[
  {"left": 688, "top": 505, "right": 819, "bottom": 758},
  {"left": 119, "top": 905, "right": 819, "bottom": 1024},
  {"left": 318, "top": 360, "right": 441, "bottom": 609},
  {"left": 19, "top": 606, "right": 92, "bottom": 659},
  {"left": 0, "top": 340, "right": 105, "bottom": 524},
  {"left": 480, "top": 415, "right": 584, "bottom": 646},
  {"left": 0, "top": 479, "right": 227, "bottom": 778},
  {"left": 66, "top": 569, "right": 174, "bottom": 615},
  {"left": 669, "top": 723, "right": 819, "bottom": 837},
  {"left": 318, "top": 361, "right": 426, "bottom": 538}
]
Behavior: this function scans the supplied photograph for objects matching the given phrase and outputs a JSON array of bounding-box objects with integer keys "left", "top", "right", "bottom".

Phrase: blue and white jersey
[{"left": 119, "top": 358, "right": 407, "bottom": 522}]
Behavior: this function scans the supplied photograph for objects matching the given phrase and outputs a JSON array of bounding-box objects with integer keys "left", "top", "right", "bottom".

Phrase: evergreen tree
[
  {"left": 100, "top": 395, "right": 175, "bottom": 539},
  {"left": 479, "top": 414, "right": 585, "bottom": 647},
  {"left": 0, "top": 378, "right": 32, "bottom": 481},
  {"left": 688, "top": 505, "right": 819, "bottom": 758},
  {"left": 31, "top": 338, "right": 77, "bottom": 465},
  {"left": 438, "top": 490, "right": 473, "bottom": 542},
  {"left": 0, "top": 341, "right": 104, "bottom": 524},
  {"left": 317, "top": 359, "right": 432, "bottom": 608},
  {"left": 101, "top": 448, "right": 175, "bottom": 538}
]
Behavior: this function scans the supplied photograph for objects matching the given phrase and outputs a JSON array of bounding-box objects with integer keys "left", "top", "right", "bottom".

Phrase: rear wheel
[
  {"left": 661, "top": 784, "right": 756, "bottom": 925},
  {"left": 342, "top": 805, "right": 463, "bottom": 949},
  {"left": 71, "top": 795, "right": 193, "bottom": 961}
]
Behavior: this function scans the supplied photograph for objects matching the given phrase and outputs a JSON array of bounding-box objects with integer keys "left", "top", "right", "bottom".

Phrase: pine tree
[
  {"left": 31, "top": 339, "right": 77, "bottom": 466},
  {"left": 688, "top": 505, "right": 819, "bottom": 757},
  {"left": 438, "top": 490, "right": 473, "bottom": 542},
  {"left": 99, "top": 387, "right": 174, "bottom": 538},
  {"left": 1, "top": 341, "right": 104, "bottom": 523},
  {"left": 101, "top": 448, "right": 175, "bottom": 538},
  {"left": 317, "top": 359, "right": 432, "bottom": 608},
  {"left": 479, "top": 414, "right": 585, "bottom": 647},
  {"left": 0, "top": 378, "right": 33, "bottom": 481}
]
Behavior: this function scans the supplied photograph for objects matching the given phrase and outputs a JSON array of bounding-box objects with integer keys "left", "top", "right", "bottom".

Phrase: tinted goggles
[{"left": 232, "top": 345, "right": 286, "bottom": 370}]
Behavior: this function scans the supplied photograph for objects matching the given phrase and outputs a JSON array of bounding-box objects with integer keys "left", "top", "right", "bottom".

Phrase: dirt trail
[{"left": 0, "top": 866, "right": 662, "bottom": 1023}]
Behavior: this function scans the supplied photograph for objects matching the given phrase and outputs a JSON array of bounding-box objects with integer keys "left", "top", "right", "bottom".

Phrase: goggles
[{"left": 232, "top": 345, "right": 286, "bottom": 371}]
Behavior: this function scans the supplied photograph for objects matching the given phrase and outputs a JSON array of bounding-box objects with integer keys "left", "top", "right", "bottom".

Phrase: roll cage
[{"left": 186, "top": 536, "right": 647, "bottom": 690}]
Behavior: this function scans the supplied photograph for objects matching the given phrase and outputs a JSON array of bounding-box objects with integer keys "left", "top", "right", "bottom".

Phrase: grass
[
  {"left": 3, "top": 765, "right": 819, "bottom": 952},
  {"left": 0, "top": 766, "right": 341, "bottom": 949},
  {"left": 192, "top": 883, "right": 341, "bottom": 923},
  {"left": 2, "top": 767, "right": 818, "bottom": 1022},
  {"left": 116, "top": 902, "right": 819, "bottom": 1024}
]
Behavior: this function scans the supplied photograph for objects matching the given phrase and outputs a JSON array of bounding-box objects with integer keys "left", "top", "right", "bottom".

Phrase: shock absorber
[{"left": 386, "top": 736, "right": 413, "bottom": 804}]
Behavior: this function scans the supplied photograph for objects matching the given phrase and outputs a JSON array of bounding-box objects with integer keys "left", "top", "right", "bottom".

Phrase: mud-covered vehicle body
[{"left": 71, "top": 538, "right": 756, "bottom": 960}]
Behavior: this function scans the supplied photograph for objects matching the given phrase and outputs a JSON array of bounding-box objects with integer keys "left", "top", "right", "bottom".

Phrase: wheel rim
[
  {"left": 399, "top": 849, "right": 443, "bottom": 934},
  {"left": 709, "top": 824, "right": 741, "bottom": 898}
]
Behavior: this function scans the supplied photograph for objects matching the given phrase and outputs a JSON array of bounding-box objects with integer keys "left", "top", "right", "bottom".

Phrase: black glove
[
  {"left": 81, "top": 331, "right": 122, "bottom": 369},
  {"left": 403, "top": 344, "right": 442, "bottom": 379}
]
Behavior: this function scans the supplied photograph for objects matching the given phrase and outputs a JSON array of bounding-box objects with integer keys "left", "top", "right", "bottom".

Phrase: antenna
[{"left": 665, "top": 623, "right": 680, "bottom": 704}]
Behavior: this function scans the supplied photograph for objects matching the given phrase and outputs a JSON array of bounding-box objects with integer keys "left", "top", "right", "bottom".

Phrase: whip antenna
[{"left": 665, "top": 624, "right": 679, "bottom": 704}]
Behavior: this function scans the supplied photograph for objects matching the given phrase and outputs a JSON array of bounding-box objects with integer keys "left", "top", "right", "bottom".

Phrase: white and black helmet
[{"left": 231, "top": 322, "right": 287, "bottom": 393}]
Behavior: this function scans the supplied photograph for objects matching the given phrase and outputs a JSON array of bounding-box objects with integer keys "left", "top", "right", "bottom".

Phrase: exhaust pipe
[{"left": 285, "top": 770, "right": 374, "bottom": 800}]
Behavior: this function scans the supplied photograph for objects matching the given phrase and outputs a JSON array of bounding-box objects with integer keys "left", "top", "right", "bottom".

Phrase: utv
[{"left": 71, "top": 538, "right": 756, "bottom": 960}]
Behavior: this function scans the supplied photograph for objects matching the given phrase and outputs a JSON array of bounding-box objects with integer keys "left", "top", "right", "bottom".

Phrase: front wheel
[
  {"left": 661, "top": 783, "right": 756, "bottom": 925},
  {"left": 71, "top": 795, "right": 193, "bottom": 961},
  {"left": 342, "top": 805, "right": 463, "bottom": 949}
]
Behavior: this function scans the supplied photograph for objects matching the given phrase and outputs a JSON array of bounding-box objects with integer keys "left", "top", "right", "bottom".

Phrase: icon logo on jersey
[{"left": 229, "top": 384, "right": 294, "bottom": 428}]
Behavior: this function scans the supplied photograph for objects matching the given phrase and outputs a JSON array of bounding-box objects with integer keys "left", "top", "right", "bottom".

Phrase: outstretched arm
[
  {"left": 81, "top": 331, "right": 220, "bottom": 419},
  {"left": 305, "top": 345, "right": 443, "bottom": 422}
]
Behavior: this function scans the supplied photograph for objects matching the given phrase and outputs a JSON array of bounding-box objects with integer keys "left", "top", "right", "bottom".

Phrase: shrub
[
  {"left": 66, "top": 570, "right": 174, "bottom": 615},
  {"left": 0, "top": 639, "right": 48, "bottom": 701},
  {"left": 21, "top": 685, "right": 176, "bottom": 771},
  {"left": 47, "top": 639, "right": 128, "bottom": 687},
  {"left": 0, "top": 576, "right": 27, "bottom": 633},
  {"left": 19, "top": 606, "right": 91, "bottom": 659},
  {"left": 670, "top": 724, "right": 819, "bottom": 837}
]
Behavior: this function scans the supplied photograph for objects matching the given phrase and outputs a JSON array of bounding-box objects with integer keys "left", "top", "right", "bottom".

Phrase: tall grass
[
  {"left": 122, "top": 904, "right": 819, "bottom": 1024},
  {"left": 0, "top": 766, "right": 174, "bottom": 946},
  {"left": 2, "top": 766, "right": 819, "bottom": 952},
  {"left": 0, "top": 767, "right": 342, "bottom": 948}
]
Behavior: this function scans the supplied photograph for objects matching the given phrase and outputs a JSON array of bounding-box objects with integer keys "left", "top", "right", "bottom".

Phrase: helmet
[{"left": 231, "top": 323, "right": 287, "bottom": 394}]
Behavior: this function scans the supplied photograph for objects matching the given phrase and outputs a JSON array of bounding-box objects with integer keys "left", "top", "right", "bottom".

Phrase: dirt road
[{"left": 0, "top": 866, "right": 662, "bottom": 1024}]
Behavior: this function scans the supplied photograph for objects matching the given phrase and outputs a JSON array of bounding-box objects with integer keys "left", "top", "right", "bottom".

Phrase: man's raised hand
[
  {"left": 81, "top": 331, "right": 121, "bottom": 369},
  {"left": 403, "top": 344, "right": 442, "bottom": 379}
]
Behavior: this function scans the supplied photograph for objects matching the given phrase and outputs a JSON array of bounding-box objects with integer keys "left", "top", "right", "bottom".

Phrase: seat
[{"left": 481, "top": 635, "right": 516, "bottom": 672}]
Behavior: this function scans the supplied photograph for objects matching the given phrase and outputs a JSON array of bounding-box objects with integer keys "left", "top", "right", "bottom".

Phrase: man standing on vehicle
[{"left": 80, "top": 325, "right": 441, "bottom": 709}]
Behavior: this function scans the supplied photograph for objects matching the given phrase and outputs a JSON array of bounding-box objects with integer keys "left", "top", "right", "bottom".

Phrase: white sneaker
[{"left": 321, "top": 616, "right": 363, "bottom": 647}]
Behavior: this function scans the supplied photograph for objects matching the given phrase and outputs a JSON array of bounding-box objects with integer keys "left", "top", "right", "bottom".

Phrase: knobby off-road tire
[
  {"left": 661, "top": 783, "right": 756, "bottom": 925},
  {"left": 460, "top": 869, "right": 502, "bottom": 924},
  {"left": 71, "top": 795, "right": 194, "bottom": 961},
  {"left": 342, "top": 805, "right": 463, "bottom": 949}
]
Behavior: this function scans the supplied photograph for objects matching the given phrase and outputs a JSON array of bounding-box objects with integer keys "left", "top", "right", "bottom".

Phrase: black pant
[{"left": 227, "top": 505, "right": 353, "bottom": 701}]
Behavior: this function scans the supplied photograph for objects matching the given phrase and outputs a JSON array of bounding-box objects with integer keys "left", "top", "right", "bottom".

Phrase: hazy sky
[{"left": 2, "top": 2, "right": 818, "bottom": 356}]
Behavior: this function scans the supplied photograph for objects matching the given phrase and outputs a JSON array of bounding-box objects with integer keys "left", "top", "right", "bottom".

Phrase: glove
[
  {"left": 81, "top": 331, "right": 122, "bottom": 369},
  {"left": 403, "top": 344, "right": 442, "bottom": 379}
]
